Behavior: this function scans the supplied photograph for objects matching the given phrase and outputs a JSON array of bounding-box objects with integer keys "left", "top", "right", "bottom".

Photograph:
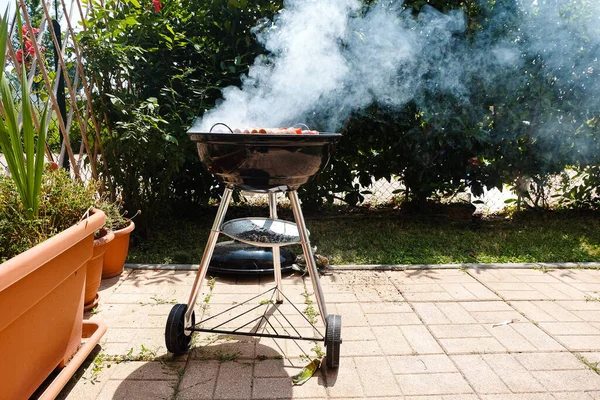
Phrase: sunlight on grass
[
  {"left": 579, "top": 238, "right": 600, "bottom": 258},
  {"left": 128, "top": 209, "right": 600, "bottom": 265}
]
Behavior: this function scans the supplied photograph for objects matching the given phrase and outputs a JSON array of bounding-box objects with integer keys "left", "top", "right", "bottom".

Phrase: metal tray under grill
[{"left": 220, "top": 218, "right": 307, "bottom": 247}]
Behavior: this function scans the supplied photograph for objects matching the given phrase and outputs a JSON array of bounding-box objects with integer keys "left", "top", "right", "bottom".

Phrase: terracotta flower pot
[
  {"left": 102, "top": 219, "right": 135, "bottom": 279},
  {"left": 84, "top": 229, "right": 115, "bottom": 310},
  {"left": 0, "top": 209, "right": 105, "bottom": 400}
]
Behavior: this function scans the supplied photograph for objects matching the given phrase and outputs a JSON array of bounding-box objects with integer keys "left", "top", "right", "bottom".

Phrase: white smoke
[
  {"left": 199, "top": 0, "right": 360, "bottom": 131},
  {"left": 197, "top": 0, "right": 600, "bottom": 134}
]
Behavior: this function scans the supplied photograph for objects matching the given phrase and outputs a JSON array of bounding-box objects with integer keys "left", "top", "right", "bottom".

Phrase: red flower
[
  {"left": 15, "top": 49, "right": 23, "bottom": 63},
  {"left": 21, "top": 26, "right": 40, "bottom": 36},
  {"left": 152, "top": 0, "right": 162, "bottom": 12},
  {"left": 24, "top": 41, "right": 34, "bottom": 55},
  {"left": 21, "top": 25, "right": 40, "bottom": 36}
]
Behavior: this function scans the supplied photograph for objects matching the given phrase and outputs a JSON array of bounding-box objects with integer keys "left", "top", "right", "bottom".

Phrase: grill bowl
[{"left": 188, "top": 132, "right": 341, "bottom": 191}]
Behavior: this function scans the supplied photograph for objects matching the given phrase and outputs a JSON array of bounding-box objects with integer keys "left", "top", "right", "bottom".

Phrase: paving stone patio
[{"left": 56, "top": 267, "right": 600, "bottom": 399}]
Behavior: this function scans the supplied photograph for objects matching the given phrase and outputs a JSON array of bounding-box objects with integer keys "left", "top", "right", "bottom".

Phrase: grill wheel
[
  {"left": 165, "top": 304, "right": 195, "bottom": 355},
  {"left": 325, "top": 314, "right": 342, "bottom": 368}
]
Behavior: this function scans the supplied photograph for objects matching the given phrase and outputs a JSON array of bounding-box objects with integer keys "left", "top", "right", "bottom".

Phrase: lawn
[{"left": 128, "top": 205, "right": 600, "bottom": 265}]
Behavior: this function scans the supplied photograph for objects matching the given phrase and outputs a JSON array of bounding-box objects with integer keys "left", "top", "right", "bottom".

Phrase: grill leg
[
  {"left": 184, "top": 187, "right": 233, "bottom": 330},
  {"left": 288, "top": 190, "right": 328, "bottom": 325},
  {"left": 268, "top": 192, "right": 284, "bottom": 303}
]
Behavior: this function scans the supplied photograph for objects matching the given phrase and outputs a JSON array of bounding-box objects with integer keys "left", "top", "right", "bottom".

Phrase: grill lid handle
[{"left": 209, "top": 123, "right": 234, "bottom": 133}]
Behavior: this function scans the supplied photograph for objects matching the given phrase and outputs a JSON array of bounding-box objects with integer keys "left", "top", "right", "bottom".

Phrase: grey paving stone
[
  {"left": 412, "top": 303, "right": 452, "bottom": 325},
  {"left": 513, "top": 352, "right": 585, "bottom": 371},
  {"left": 388, "top": 355, "right": 457, "bottom": 374},
  {"left": 556, "top": 335, "right": 600, "bottom": 351},
  {"left": 400, "top": 325, "right": 444, "bottom": 354},
  {"left": 108, "top": 361, "right": 184, "bottom": 380},
  {"left": 532, "top": 369, "right": 600, "bottom": 391},
  {"left": 429, "top": 324, "right": 492, "bottom": 339},
  {"left": 439, "top": 337, "right": 506, "bottom": 354},
  {"left": 372, "top": 325, "right": 414, "bottom": 355},
  {"left": 480, "top": 394, "right": 554, "bottom": 400},
  {"left": 539, "top": 322, "right": 600, "bottom": 335},
  {"left": 482, "top": 354, "right": 546, "bottom": 393},
  {"left": 57, "top": 268, "right": 600, "bottom": 399},
  {"left": 354, "top": 356, "right": 401, "bottom": 397},
  {"left": 213, "top": 361, "right": 253, "bottom": 399},
  {"left": 178, "top": 360, "right": 219, "bottom": 400},
  {"left": 96, "top": 380, "right": 176, "bottom": 400},
  {"left": 435, "top": 302, "right": 479, "bottom": 324},
  {"left": 452, "top": 354, "right": 510, "bottom": 394},
  {"left": 325, "top": 358, "right": 365, "bottom": 398},
  {"left": 342, "top": 326, "right": 377, "bottom": 341},
  {"left": 396, "top": 372, "right": 474, "bottom": 396}
]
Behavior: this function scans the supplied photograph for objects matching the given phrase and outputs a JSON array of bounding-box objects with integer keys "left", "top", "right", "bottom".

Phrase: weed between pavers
[
  {"left": 87, "top": 353, "right": 109, "bottom": 385},
  {"left": 301, "top": 281, "right": 320, "bottom": 326},
  {"left": 256, "top": 354, "right": 284, "bottom": 361},
  {"left": 217, "top": 350, "right": 241, "bottom": 362},
  {"left": 201, "top": 277, "right": 217, "bottom": 314},
  {"left": 299, "top": 344, "right": 325, "bottom": 363},
  {"left": 576, "top": 353, "right": 600, "bottom": 375},
  {"left": 85, "top": 344, "right": 161, "bottom": 383},
  {"left": 298, "top": 279, "right": 324, "bottom": 363},
  {"left": 186, "top": 278, "right": 220, "bottom": 350},
  {"left": 139, "top": 293, "right": 177, "bottom": 306},
  {"left": 532, "top": 265, "right": 550, "bottom": 273},
  {"left": 170, "top": 367, "right": 186, "bottom": 400},
  {"left": 83, "top": 277, "right": 227, "bottom": 394},
  {"left": 89, "top": 306, "right": 101, "bottom": 316},
  {"left": 193, "top": 348, "right": 242, "bottom": 362},
  {"left": 585, "top": 293, "right": 600, "bottom": 302}
]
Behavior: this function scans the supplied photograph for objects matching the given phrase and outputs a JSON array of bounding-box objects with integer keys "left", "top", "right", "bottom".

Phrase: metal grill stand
[{"left": 165, "top": 187, "right": 342, "bottom": 369}]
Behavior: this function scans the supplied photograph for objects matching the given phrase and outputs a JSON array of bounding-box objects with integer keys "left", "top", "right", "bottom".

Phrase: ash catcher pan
[{"left": 209, "top": 241, "right": 296, "bottom": 275}]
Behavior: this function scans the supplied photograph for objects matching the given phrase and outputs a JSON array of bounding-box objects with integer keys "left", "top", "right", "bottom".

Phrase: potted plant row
[
  {"left": 83, "top": 198, "right": 136, "bottom": 311},
  {"left": 0, "top": 13, "right": 106, "bottom": 399},
  {"left": 98, "top": 198, "right": 136, "bottom": 279}
]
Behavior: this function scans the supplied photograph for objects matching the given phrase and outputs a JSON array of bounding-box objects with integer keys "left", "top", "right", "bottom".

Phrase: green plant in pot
[
  {"left": 0, "top": 10, "right": 106, "bottom": 399},
  {"left": 97, "top": 196, "right": 138, "bottom": 279}
]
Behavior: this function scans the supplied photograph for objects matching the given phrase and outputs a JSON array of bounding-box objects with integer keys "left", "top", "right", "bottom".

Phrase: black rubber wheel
[
  {"left": 165, "top": 304, "right": 195, "bottom": 355},
  {"left": 325, "top": 314, "right": 342, "bottom": 369}
]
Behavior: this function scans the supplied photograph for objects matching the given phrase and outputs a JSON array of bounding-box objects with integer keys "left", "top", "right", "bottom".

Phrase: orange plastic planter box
[{"left": 0, "top": 209, "right": 106, "bottom": 400}]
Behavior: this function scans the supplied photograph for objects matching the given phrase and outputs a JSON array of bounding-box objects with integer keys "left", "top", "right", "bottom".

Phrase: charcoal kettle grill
[{"left": 164, "top": 124, "right": 343, "bottom": 369}]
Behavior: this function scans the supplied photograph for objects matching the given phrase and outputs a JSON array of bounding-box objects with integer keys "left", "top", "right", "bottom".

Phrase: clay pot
[
  {"left": 84, "top": 229, "right": 115, "bottom": 310},
  {"left": 102, "top": 219, "right": 135, "bottom": 279},
  {"left": 0, "top": 209, "right": 106, "bottom": 399}
]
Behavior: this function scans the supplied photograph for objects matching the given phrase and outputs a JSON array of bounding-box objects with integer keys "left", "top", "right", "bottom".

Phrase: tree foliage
[
  {"left": 81, "top": 0, "right": 600, "bottom": 227},
  {"left": 81, "top": 0, "right": 282, "bottom": 233}
]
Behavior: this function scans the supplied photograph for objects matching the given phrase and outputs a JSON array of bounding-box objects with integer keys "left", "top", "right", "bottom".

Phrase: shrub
[
  {"left": 0, "top": 168, "right": 97, "bottom": 262},
  {"left": 81, "top": 0, "right": 283, "bottom": 234},
  {"left": 81, "top": 0, "right": 599, "bottom": 216}
]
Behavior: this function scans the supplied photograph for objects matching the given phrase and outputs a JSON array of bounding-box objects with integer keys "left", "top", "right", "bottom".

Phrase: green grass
[{"left": 128, "top": 206, "right": 600, "bottom": 265}]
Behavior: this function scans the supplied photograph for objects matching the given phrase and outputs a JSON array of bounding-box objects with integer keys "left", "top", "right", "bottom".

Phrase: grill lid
[{"left": 188, "top": 125, "right": 341, "bottom": 192}]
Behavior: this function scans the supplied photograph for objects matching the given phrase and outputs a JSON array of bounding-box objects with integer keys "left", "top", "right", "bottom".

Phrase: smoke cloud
[{"left": 197, "top": 0, "right": 600, "bottom": 135}]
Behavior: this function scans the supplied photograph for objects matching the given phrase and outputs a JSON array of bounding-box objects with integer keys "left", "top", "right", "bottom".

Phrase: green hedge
[{"left": 80, "top": 0, "right": 600, "bottom": 233}]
